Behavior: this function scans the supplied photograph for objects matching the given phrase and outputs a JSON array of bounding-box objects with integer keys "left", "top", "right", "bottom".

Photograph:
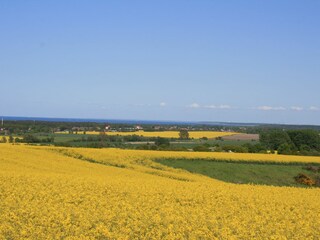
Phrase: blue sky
[{"left": 1, "top": 1, "right": 319, "bottom": 124}]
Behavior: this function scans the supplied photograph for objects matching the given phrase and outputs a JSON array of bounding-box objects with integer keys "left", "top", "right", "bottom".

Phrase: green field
[
  {"left": 35, "top": 133, "right": 258, "bottom": 149},
  {"left": 35, "top": 133, "right": 83, "bottom": 142},
  {"left": 156, "top": 158, "right": 320, "bottom": 187},
  {"left": 170, "top": 139, "right": 258, "bottom": 148}
]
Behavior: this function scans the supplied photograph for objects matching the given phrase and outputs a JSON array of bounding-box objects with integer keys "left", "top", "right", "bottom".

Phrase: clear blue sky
[{"left": 1, "top": 1, "right": 319, "bottom": 124}]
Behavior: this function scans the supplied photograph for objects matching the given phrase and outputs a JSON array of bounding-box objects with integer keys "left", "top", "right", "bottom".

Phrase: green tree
[
  {"left": 8, "top": 135, "right": 14, "bottom": 143},
  {"left": 193, "top": 145, "right": 210, "bottom": 152},
  {"left": 179, "top": 130, "right": 189, "bottom": 140},
  {"left": 277, "top": 143, "right": 294, "bottom": 155},
  {"left": 222, "top": 145, "right": 248, "bottom": 153},
  {"left": 22, "top": 134, "right": 41, "bottom": 143},
  {"left": 154, "top": 137, "right": 170, "bottom": 147},
  {"left": 287, "top": 130, "right": 320, "bottom": 151},
  {"left": 1, "top": 136, "right": 7, "bottom": 143},
  {"left": 260, "top": 130, "right": 293, "bottom": 150}
]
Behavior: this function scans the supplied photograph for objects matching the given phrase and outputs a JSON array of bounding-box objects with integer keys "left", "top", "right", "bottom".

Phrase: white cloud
[
  {"left": 256, "top": 106, "right": 286, "bottom": 111},
  {"left": 290, "top": 106, "right": 303, "bottom": 111},
  {"left": 188, "top": 103, "right": 200, "bottom": 108},
  {"left": 219, "top": 104, "right": 231, "bottom": 109},
  {"left": 257, "top": 106, "right": 272, "bottom": 111},
  {"left": 309, "top": 106, "right": 319, "bottom": 111},
  {"left": 204, "top": 105, "right": 217, "bottom": 109},
  {"left": 159, "top": 102, "right": 166, "bottom": 107},
  {"left": 204, "top": 104, "right": 232, "bottom": 109}
]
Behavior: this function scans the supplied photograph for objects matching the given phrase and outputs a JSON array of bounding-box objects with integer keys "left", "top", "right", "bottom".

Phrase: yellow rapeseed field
[
  {"left": 56, "top": 130, "right": 237, "bottom": 139},
  {"left": 1, "top": 144, "right": 320, "bottom": 239},
  {"left": 72, "top": 147, "right": 320, "bottom": 165}
]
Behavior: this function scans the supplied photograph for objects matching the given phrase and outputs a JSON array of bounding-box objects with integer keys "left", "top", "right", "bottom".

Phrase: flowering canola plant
[
  {"left": 56, "top": 130, "right": 237, "bottom": 139},
  {"left": 1, "top": 144, "right": 320, "bottom": 239}
]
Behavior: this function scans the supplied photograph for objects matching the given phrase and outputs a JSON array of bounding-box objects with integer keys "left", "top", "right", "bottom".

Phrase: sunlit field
[
  {"left": 1, "top": 144, "right": 320, "bottom": 239},
  {"left": 57, "top": 146, "right": 320, "bottom": 164},
  {"left": 55, "top": 130, "right": 237, "bottom": 139}
]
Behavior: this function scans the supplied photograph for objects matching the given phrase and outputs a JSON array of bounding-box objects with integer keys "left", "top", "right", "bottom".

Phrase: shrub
[
  {"left": 294, "top": 173, "right": 315, "bottom": 186},
  {"left": 193, "top": 145, "right": 210, "bottom": 152}
]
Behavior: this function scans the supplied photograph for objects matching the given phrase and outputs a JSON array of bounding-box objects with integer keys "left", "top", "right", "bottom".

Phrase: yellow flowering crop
[
  {"left": 56, "top": 130, "right": 237, "bottom": 139},
  {"left": 70, "top": 147, "right": 320, "bottom": 165},
  {"left": 1, "top": 144, "right": 320, "bottom": 239}
]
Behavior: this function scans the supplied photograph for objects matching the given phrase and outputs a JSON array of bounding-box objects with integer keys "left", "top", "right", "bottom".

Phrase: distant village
[
  {"left": 0, "top": 117, "right": 237, "bottom": 135},
  {"left": 61, "top": 124, "right": 234, "bottom": 134}
]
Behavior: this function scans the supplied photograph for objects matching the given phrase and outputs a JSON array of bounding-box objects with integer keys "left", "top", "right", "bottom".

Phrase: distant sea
[{"left": 0, "top": 116, "right": 259, "bottom": 127}]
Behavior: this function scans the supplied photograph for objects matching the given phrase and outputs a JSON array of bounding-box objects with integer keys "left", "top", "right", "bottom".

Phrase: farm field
[
  {"left": 1, "top": 144, "right": 320, "bottom": 239},
  {"left": 222, "top": 133, "right": 259, "bottom": 141},
  {"left": 38, "top": 133, "right": 258, "bottom": 149},
  {"left": 55, "top": 130, "right": 238, "bottom": 139},
  {"left": 69, "top": 147, "right": 320, "bottom": 165},
  {"left": 2, "top": 0, "right": 319, "bottom": 239},
  {"left": 156, "top": 158, "right": 320, "bottom": 187},
  {"left": 169, "top": 139, "right": 258, "bottom": 148}
]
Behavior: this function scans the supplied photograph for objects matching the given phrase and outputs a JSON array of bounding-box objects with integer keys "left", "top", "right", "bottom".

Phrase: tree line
[{"left": 260, "top": 129, "right": 320, "bottom": 155}]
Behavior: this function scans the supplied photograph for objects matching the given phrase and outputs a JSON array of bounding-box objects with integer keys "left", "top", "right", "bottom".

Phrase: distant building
[{"left": 135, "top": 125, "right": 143, "bottom": 130}]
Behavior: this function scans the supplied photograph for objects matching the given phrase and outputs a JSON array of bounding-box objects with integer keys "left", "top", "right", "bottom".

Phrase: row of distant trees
[
  {"left": 0, "top": 135, "right": 54, "bottom": 144},
  {"left": 0, "top": 136, "right": 14, "bottom": 143},
  {"left": 260, "top": 129, "right": 320, "bottom": 155}
]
